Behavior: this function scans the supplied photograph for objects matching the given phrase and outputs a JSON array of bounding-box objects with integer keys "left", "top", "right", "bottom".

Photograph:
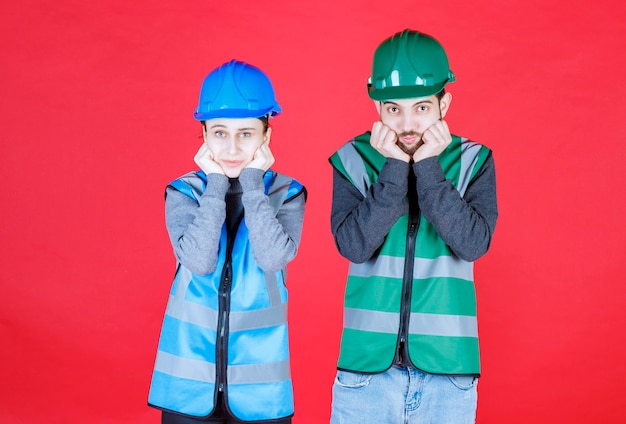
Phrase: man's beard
[{"left": 396, "top": 131, "right": 423, "bottom": 156}]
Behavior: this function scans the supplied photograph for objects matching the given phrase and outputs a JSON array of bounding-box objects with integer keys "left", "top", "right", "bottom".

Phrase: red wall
[{"left": 2, "top": 1, "right": 625, "bottom": 422}]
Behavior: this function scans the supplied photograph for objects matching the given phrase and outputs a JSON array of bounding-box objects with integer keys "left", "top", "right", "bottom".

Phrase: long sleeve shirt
[
  {"left": 331, "top": 155, "right": 498, "bottom": 264},
  {"left": 165, "top": 168, "right": 306, "bottom": 275}
]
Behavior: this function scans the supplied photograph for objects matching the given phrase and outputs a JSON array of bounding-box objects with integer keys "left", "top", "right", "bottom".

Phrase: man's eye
[
  {"left": 417, "top": 106, "right": 428, "bottom": 112},
  {"left": 389, "top": 107, "right": 398, "bottom": 113}
]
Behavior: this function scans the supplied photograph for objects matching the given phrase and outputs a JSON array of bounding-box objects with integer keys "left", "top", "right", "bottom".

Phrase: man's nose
[{"left": 400, "top": 115, "right": 417, "bottom": 133}]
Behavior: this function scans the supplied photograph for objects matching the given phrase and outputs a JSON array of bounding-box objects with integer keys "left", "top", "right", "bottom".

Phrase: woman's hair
[
  {"left": 258, "top": 115, "right": 269, "bottom": 132},
  {"left": 201, "top": 115, "right": 270, "bottom": 133}
]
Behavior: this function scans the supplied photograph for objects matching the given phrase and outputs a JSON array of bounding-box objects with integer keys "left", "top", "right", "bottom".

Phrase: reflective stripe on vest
[
  {"left": 344, "top": 308, "right": 478, "bottom": 338},
  {"left": 149, "top": 170, "right": 302, "bottom": 420},
  {"left": 330, "top": 133, "right": 490, "bottom": 375},
  {"left": 153, "top": 351, "right": 291, "bottom": 384},
  {"left": 348, "top": 255, "right": 473, "bottom": 281}
]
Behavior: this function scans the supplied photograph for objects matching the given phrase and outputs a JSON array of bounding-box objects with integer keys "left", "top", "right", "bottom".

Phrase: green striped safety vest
[{"left": 329, "top": 132, "right": 491, "bottom": 376}]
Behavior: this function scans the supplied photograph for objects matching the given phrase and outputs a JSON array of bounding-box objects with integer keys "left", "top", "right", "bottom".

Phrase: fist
[
  {"left": 370, "top": 121, "right": 410, "bottom": 162},
  {"left": 194, "top": 143, "right": 224, "bottom": 175},
  {"left": 246, "top": 141, "right": 274, "bottom": 171},
  {"left": 412, "top": 120, "right": 452, "bottom": 162}
]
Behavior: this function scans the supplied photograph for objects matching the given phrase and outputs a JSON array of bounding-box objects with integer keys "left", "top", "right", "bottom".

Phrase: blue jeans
[{"left": 330, "top": 366, "right": 477, "bottom": 424}]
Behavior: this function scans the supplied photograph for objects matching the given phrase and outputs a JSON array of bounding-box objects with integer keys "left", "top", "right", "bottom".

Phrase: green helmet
[{"left": 367, "top": 29, "right": 456, "bottom": 101}]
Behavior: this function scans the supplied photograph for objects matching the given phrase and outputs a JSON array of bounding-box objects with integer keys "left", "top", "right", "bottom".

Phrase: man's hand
[
  {"left": 371, "top": 121, "right": 410, "bottom": 162},
  {"left": 246, "top": 141, "right": 275, "bottom": 171},
  {"left": 412, "top": 120, "right": 452, "bottom": 163},
  {"left": 194, "top": 143, "right": 224, "bottom": 175}
]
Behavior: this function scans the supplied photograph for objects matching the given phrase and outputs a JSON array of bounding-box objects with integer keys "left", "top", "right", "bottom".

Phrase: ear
[
  {"left": 264, "top": 126, "right": 272, "bottom": 144},
  {"left": 439, "top": 92, "right": 453, "bottom": 118},
  {"left": 202, "top": 122, "right": 208, "bottom": 143}
]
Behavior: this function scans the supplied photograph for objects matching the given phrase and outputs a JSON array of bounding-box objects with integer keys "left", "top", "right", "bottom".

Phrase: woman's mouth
[{"left": 222, "top": 160, "right": 243, "bottom": 167}]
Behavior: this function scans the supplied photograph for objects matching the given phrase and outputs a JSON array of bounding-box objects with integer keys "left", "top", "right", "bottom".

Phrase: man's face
[
  {"left": 376, "top": 93, "right": 452, "bottom": 155},
  {"left": 203, "top": 117, "right": 269, "bottom": 178}
]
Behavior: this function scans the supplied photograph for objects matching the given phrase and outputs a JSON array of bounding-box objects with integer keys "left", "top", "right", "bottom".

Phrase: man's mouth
[{"left": 398, "top": 132, "right": 421, "bottom": 145}]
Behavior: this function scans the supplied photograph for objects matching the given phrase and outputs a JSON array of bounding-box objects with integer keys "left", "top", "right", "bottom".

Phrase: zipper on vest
[
  {"left": 216, "top": 261, "right": 232, "bottom": 393},
  {"left": 216, "top": 197, "right": 242, "bottom": 395},
  {"left": 395, "top": 166, "right": 419, "bottom": 365}
]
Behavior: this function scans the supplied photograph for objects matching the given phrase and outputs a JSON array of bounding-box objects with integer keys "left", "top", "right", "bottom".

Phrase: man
[{"left": 329, "top": 30, "right": 498, "bottom": 423}]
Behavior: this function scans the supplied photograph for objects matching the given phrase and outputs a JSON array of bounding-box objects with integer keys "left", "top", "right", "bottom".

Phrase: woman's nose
[{"left": 226, "top": 137, "right": 239, "bottom": 154}]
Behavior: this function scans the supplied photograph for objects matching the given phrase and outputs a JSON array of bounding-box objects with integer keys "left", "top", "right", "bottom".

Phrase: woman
[{"left": 148, "top": 60, "right": 306, "bottom": 424}]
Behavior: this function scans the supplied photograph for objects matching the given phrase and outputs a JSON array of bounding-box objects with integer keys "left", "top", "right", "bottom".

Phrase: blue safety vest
[{"left": 149, "top": 170, "right": 304, "bottom": 421}]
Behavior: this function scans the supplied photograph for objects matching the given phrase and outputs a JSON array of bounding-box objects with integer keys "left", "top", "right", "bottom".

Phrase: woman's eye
[
  {"left": 240, "top": 132, "right": 251, "bottom": 138},
  {"left": 214, "top": 131, "right": 226, "bottom": 137}
]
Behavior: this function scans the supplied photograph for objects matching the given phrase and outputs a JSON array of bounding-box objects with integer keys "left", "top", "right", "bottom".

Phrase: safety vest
[
  {"left": 148, "top": 170, "right": 305, "bottom": 421},
  {"left": 330, "top": 132, "right": 491, "bottom": 376}
]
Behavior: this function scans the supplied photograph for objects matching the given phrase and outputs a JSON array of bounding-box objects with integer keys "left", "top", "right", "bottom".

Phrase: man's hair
[{"left": 378, "top": 89, "right": 446, "bottom": 107}]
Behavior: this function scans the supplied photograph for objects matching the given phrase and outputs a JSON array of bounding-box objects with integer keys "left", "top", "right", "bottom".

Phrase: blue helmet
[{"left": 193, "top": 60, "right": 282, "bottom": 121}]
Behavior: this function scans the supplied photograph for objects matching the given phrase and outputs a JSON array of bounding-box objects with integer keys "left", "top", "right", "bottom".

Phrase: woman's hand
[
  {"left": 246, "top": 141, "right": 275, "bottom": 171},
  {"left": 194, "top": 143, "right": 224, "bottom": 175}
]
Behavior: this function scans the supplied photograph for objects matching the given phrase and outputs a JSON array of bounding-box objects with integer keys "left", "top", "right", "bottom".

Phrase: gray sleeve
[
  {"left": 330, "top": 158, "right": 410, "bottom": 263},
  {"left": 239, "top": 168, "right": 306, "bottom": 273},
  {"left": 165, "top": 173, "right": 229, "bottom": 275},
  {"left": 413, "top": 154, "right": 498, "bottom": 261}
]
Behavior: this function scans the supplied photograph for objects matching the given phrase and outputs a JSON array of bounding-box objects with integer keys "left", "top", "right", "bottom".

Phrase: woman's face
[{"left": 202, "top": 117, "right": 270, "bottom": 178}]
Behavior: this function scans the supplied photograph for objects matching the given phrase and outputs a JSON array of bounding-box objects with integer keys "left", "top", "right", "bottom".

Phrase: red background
[{"left": 2, "top": 1, "right": 625, "bottom": 423}]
